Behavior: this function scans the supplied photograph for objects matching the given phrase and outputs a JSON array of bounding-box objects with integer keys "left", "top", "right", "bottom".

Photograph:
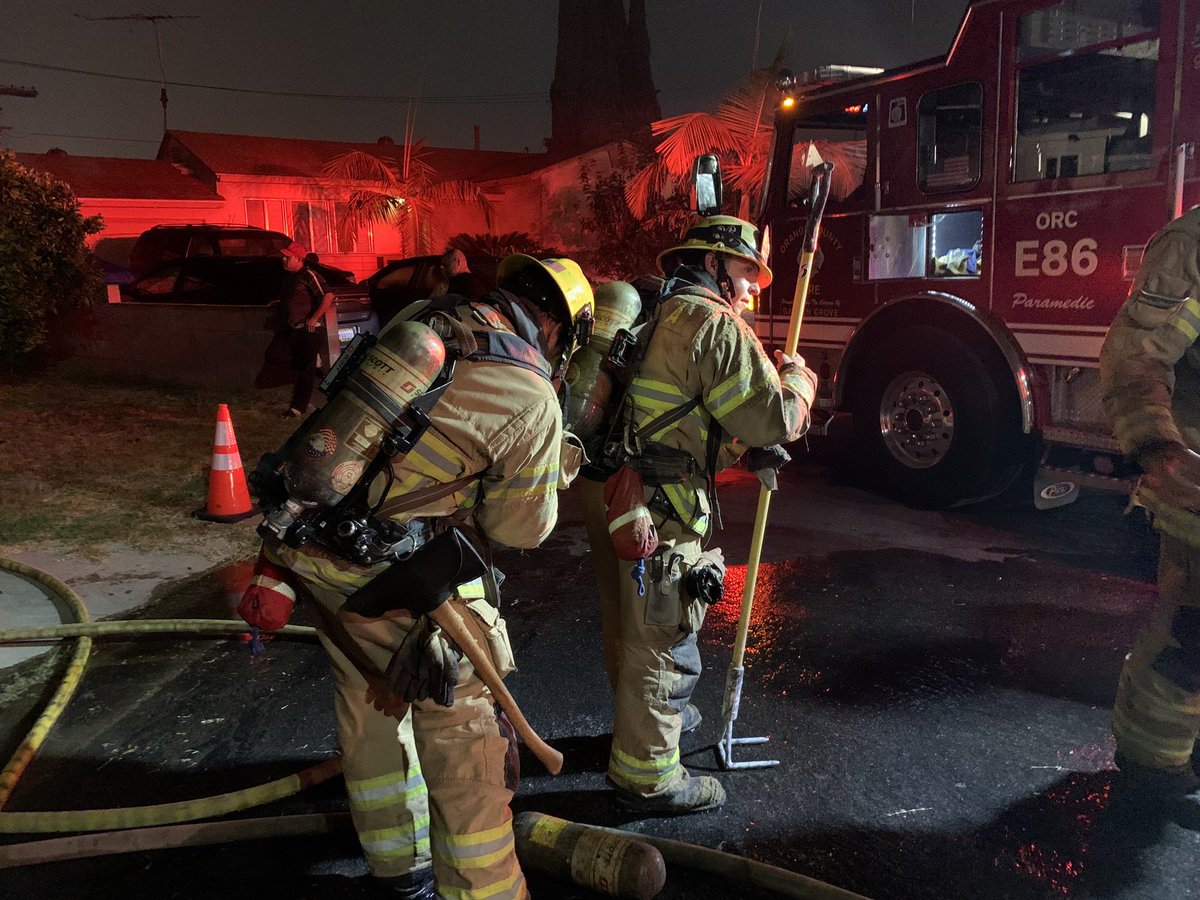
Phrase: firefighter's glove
[
  {"left": 775, "top": 351, "right": 819, "bottom": 409},
  {"left": 1139, "top": 443, "right": 1200, "bottom": 513},
  {"left": 747, "top": 444, "right": 791, "bottom": 473},
  {"left": 685, "top": 548, "right": 727, "bottom": 605},
  {"left": 385, "top": 616, "right": 462, "bottom": 708}
]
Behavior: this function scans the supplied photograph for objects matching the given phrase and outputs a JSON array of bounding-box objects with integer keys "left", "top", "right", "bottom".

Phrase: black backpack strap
[{"left": 632, "top": 397, "right": 701, "bottom": 443}]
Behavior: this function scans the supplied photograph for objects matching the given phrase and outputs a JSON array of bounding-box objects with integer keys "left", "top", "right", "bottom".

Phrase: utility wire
[
  {"left": 13, "top": 131, "right": 160, "bottom": 144},
  {"left": 0, "top": 57, "right": 549, "bottom": 105}
]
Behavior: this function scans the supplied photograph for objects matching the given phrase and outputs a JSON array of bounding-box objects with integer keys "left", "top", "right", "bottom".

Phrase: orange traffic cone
[{"left": 194, "top": 404, "right": 257, "bottom": 523}]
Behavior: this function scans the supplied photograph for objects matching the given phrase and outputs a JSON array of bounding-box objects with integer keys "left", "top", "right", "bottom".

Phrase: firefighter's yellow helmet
[
  {"left": 497, "top": 254, "right": 594, "bottom": 334},
  {"left": 657, "top": 215, "right": 773, "bottom": 289}
]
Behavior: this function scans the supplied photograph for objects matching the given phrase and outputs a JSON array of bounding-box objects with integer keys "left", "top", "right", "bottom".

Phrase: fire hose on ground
[{"left": 0, "top": 557, "right": 870, "bottom": 898}]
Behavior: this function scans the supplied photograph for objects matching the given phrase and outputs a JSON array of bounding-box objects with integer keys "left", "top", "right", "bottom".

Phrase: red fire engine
[{"left": 756, "top": 0, "right": 1199, "bottom": 508}]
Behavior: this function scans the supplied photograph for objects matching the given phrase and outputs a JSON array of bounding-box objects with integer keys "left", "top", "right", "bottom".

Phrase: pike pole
[{"left": 719, "top": 162, "right": 834, "bottom": 769}]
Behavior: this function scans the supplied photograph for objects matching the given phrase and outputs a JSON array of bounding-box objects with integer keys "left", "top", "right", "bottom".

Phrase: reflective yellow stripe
[
  {"left": 346, "top": 768, "right": 427, "bottom": 811},
  {"left": 706, "top": 372, "right": 758, "bottom": 420},
  {"left": 408, "top": 430, "right": 465, "bottom": 480},
  {"left": 610, "top": 746, "right": 680, "bottom": 787},
  {"left": 1138, "top": 483, "right": 1200, "bottom": 546},
  {"left": 629, "top": 379, "right": 708, "bottom": 441},
  {"left": 450, "top": 844, "right": 516, "bottom": 870},
  {"left": 438, "top": 820, "right": 513, "bottom": 847},
  {"left": 359, "top": 818, "right": 432, "bottom": 859},
  {"left": 458, "top": 577, "right": 486, "bottom": 600},
  {"left": 630, "top": 377, "right": 691, "bottom": 405},
  {"left": 662, "top": 482, "right": 709, "bottom": 535},
  {"left": 1114, "top": 704, "right": 1198, "bottom": 766},
  {"left": 489, "top": 462, "right": 558, "bottom": 500}
]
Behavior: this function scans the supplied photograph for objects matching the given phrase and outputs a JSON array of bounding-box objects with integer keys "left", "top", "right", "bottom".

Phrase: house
[
  {"left": 19, "top": 131, "right": 637, "bottom": 281},
  {"left": 14, "top": 150, "right": 225, "bottom": 275}
]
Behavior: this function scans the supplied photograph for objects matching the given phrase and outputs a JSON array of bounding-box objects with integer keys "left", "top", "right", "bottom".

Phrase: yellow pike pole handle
[{"left": 719, "top": 162, "right": 834, "bottom": 769}]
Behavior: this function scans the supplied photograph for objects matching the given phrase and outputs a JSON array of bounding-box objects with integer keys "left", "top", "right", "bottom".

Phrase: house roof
[
  {"left": 161, "top": 130, "right": 566, "bottom": 183},
  {"left": 14, "top": 152, "right": 223, "bottom": 201}
]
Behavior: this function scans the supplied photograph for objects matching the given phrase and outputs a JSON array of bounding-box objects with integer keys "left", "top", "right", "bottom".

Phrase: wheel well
[{"left": 837, "top": 297, "right": 1030, "bottom": 432}]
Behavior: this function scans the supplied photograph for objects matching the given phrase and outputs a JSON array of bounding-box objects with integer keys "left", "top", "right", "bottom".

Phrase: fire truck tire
[{"left": 850, "top": 325, "right": 1028, "bottom": 509}]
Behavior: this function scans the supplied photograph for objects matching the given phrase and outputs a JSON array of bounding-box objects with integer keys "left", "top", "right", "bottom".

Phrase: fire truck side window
[
  {"left": 867, "top": 209, "right": 983, "bottom": 280},
  {"left": 1013, "top": 0, "right": 1159, "bottom": 182},
  {"left": 917, "top": 83, "right": 983, "bottom": 193}
]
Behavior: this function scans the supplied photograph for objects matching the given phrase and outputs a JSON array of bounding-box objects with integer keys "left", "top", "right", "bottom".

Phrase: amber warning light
[{"left": 781, "top": 96, "right": 796, "bottom": 109}]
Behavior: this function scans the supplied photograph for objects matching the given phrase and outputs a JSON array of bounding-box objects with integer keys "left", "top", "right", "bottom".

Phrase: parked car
[
  {"left": 122, "top": 254, "right": 378, "bottom": 349},
  {"left": 128, "top": 224, "right": 292, "bottom": 277},
  {"left": 365, "top": 254, "right": 498, "bottom": 326}
]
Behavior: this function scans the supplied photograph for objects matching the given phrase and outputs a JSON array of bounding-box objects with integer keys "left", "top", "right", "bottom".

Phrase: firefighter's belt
[
  {"left": 339, "top": 527, "right": 489, "bottom": 619},
  {"left": 631, "top": 442, "right": 700, "bottom": 485}
]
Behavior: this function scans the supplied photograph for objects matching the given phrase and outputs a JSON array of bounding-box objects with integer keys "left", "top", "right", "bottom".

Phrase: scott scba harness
[
  {"left": 252, "top": 291, "right": 553, "bottom": 568},
  {"left": 605, "top": 272, "right": 727, "bottom": 525}
]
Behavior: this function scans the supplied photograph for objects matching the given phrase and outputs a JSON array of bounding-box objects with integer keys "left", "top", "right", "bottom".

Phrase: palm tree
[
  {"left": 323, "top": 138, "right": 492, "bottom": 256},
  {"left": 625, "top": 58, "right": 866, "bottom": 225}
]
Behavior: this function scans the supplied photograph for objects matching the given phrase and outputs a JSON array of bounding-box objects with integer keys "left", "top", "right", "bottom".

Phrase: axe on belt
[{"left": 338, "top": 528, "right": 564, "bottom": 775}]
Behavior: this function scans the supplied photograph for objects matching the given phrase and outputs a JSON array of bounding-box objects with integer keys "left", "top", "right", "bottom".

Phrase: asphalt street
[{"left": 2, "top": 450, "right": 1197, "bottom": 899}]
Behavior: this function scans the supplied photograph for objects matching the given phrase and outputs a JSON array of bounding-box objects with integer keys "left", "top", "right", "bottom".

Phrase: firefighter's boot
[
  {"left": 681, "top": 703, "right": 702, "bottom": 735},
  {"left": 1115, "top": 752, "right": 1200, "bottom": 793},
  {"left": 376, "top": 869, "right": 436, "bottom": 899},
  {"left": 611, "top": 772, "right": 726, "bottom": 816}
]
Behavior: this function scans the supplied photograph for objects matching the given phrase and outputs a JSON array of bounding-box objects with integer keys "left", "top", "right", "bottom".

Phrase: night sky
[{"left": 2, "top": 1, "right": 970, "bottom": 159}]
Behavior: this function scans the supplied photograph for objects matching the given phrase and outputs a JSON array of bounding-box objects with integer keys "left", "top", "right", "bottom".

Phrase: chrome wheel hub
[{"left": 879, "top": 371, "right": 954, "bottom": 469}]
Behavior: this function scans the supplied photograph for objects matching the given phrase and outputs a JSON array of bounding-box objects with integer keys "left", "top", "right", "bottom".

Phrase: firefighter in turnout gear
[
  {"left": 253, "top": 255, "right": 593, "bottom": 898},
  {"left": 1101, "top": 206, "right": 1200, "bottom": 799},
  {"left": 580, "top": 215, "right": 818, "bottom": 814}
]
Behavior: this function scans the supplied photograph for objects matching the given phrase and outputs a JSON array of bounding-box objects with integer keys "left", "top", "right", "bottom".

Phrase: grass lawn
[{"left": 0, "top": 368, "right": 298, "bottom": 555}]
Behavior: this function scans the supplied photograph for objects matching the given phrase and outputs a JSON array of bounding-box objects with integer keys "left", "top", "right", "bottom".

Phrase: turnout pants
[
  {"left": 580, "top": 477, "right": 708, "bottom": 797},
  {"left": 305, "top": 581, "right": 527, "bottom": 900},
  {"left": 1114, "top": 535, "right": 1200, "bottom": 770}
]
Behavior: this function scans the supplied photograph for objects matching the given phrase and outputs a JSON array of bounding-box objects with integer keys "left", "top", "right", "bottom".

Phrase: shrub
[{"left": 0, "top": 151, "right": 102, "bottom": 364}]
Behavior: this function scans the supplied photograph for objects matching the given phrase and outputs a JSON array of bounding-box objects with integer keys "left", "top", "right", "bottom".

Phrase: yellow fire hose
[
  {"left": 0, "top": 557, "right": 93, "bottom": 811},
  {"left": 1, "top": 558, "right": 869, "bottom": 896},
  {"left": 0, "top": 812, "right": 353, "bottom": 869},
  {"left": 719, "top": 163, "right": 835, "bottom": 769},
  {"left": 0, "top": 556, "right": 338, "bottom": 839}
]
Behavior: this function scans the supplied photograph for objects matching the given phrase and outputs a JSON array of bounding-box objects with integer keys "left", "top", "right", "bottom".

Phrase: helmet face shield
[{"left": 656, "top": 215, "right": 773, "bottom": 289}]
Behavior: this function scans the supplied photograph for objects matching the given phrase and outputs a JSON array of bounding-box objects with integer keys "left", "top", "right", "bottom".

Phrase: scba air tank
[
  {"left": 565, "top": 280, "right": 641, "bottom": 440},
  {"left": 513, "top": 812, "right": 666, "bottom": 900},
  {"left": 282, "top": 320, "right": 446, "bottom": 508}
]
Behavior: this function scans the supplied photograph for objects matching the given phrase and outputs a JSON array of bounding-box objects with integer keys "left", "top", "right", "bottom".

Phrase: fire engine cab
[{"left": 757, "top": 0, "right": 1199, "bottom": 508}]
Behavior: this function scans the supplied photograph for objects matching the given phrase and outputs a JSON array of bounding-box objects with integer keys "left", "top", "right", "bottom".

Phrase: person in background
[
  {"left": 279, "top": 241, "right": 335, "bottom": 417},
  {"left": 1100, "top": 205, "right": 1200, "bottom": 806},
  {"left": 433, "top": 247, "right": 487, "bottom": 300}
]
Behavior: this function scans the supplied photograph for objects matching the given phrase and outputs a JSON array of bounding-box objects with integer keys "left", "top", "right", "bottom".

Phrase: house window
[
  {"left": 334, "top": 202, "right": 372, "bottom": 253},
  {"left": 245, "top": 199, "right": 266, "bottom": 230},
  {"left": 246, "top": 198, "right": 371, "bottom": 254},
  {"left": 244, "top": 198, "right": 287, "bottom": 232},
  {"left": 918, "top": 82, "right": 982, "bottom": 193},
  {"left": 1013, "top": 0, "right": 1158, "bottom": 182}
]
